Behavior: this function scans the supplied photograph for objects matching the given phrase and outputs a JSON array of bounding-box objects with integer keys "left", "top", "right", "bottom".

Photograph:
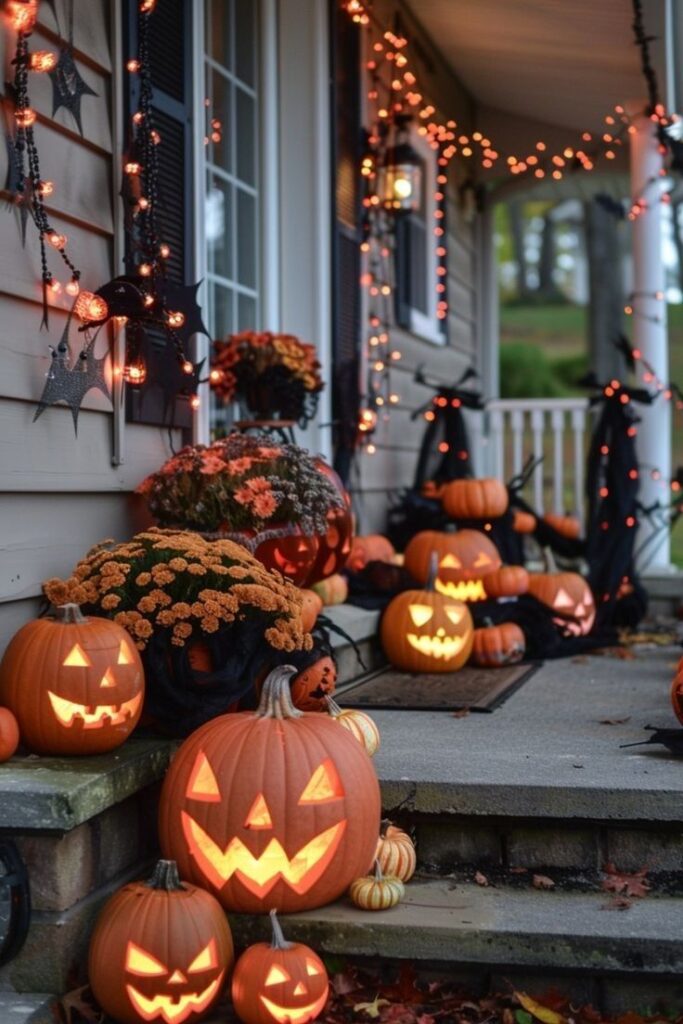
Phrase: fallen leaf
[
  {"left": 510, "top": 866, "right": 528, "bottom": 874},
  {"left": 354, "top": 995, "right": 391, "bottom": 1018},
  {"left": 330, "top": 970, "right": 360, "bottom": 995},
  {"left": 381, "top": 963, "right": 422, "bottom": 1004},
  {"left": 601, "top": 863, "right": 650, "bottom": 898},
  {"left": 601, "top": 895, "right": 633, "bottom": 911},
  {"left": 515, "top": 991, "right": 567, "bottom": 1024},
  {"left": 453, "top": 707, "right": 471, "bottom": 718},
  {"left": 59, "top": 987, "right": 104, "bottom": 1024},
  {"left": 598, "top": 717, "right": 631, "bottom": 725},
  {"left": 474, "top": 870, "right": 489, "bottom": 886},
  {"left": 532, "top": 874, "right": 555, "bottom": 890}
]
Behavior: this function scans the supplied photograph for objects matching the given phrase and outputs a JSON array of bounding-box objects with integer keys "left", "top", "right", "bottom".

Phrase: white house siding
[{"left": 0, "top": 1, "right": 173, "bottom": 650}]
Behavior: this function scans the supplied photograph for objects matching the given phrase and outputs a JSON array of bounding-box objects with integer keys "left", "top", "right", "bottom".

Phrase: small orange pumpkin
[
  {"left": 484, "top": 565, "right": 529, "bottom": 599},
  {"left": 231, "top": 910, "right": 329, "bottom": 1024},
  {"left": 0, "top": 707, "right": 19, "bottom": 762},
  {"left": 299, "top": 590, "right": 323, "bottom": 632},
  {"left": 0, "top": 603, "right": 144, "bottom": 756},
  {"left": 325, "top": 697, "right": 380, "bottom": 757},
  {"left": 346, "top": 534, "right": 395, "bottom": 573},
  {"left": 543, "top": 513, "right": 581, "bottom": 539},
  {"left": 671, "top": 668, "right": 683, "bottom": 726},
  {"left": 311, "top": 573, "right": 348, "bottom": 606},
  {"left": 375, "top": 822, "right": 416, "bottom": 882},
  {"left": 442, "top": 478, "right": 508, "bottom": 520},
  {"left": 380, "top": 558, "right": 474, "bottom": 673},
  {"left": 290, "top": 656, "right": 337, "bottom": 711},
  {"left": 470, "top": 623, "right": 526, "bottom": 667},
  {"left": 88, "top": 859, "right": 234, "bottom": 1024},
  {"left": 512, "top": 510, "right": 536, "bottom": 534},
  {"left": 349, "top": 861, "right": 404, "bottom": 910}
]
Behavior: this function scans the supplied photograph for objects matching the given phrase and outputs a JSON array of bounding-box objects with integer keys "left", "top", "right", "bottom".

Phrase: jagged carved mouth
[
  {"left": 407, "top": 633, "right": 467, "bottom": 660},
  {"left": 435, "top": 579, "right": 487, "bottom": 601},
  {"left": 126, "top": 975, "right": 223, "bottom": 1024},
  {"left": 181, "top": 813, "right": 346, "bottom": 897},
  {"left": 47, "top": 691, "right": 142, "bottom": 729}
]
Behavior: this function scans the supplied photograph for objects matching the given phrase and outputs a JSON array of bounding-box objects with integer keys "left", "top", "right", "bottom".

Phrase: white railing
[{"left": 482, "top": 397, "right": 591, "bottom": 525}]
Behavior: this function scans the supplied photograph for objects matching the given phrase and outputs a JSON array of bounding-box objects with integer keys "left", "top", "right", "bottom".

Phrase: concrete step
[
  {"left": 0, "top": 994, "right": 57, "bottom": 1024},
  {"left": 230, "top": 878, "right": 683, "bottom": 1012}
]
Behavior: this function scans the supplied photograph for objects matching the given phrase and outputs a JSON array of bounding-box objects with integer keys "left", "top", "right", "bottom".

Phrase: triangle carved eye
[
  {"left": 186, "top": 751, "right": 221, "bottom": 802},
  {"left": 266, "top": 965, "right": 290, "bottom": 986},
  {"left": 553, "top": 588, "right": 574, "bottom": 609},
  {"left": 408, "top": 604, "right": 433, "bottom": 627},
  {"left": 299, "top": 758, "right": 344, "bottom": 803},
  {"left": 188, "top": 939, "right": 217, "bottom": 974},
  {"left": 126, "top": 942, "right": 167, "bottom": 977}
]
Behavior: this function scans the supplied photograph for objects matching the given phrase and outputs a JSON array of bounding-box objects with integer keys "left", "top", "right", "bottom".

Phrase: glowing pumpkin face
[
  {"left": 159, "top": 666, "right": 380, "bottom": 913},
  {"left": 254, "top": 533, "right": 319, "bottom": 586},
  {"left": 380, "top": 587, "right": 474, "bottom": 673},
  {"left": 304, "top": 460, "right": 354, "bottom": 585},
  {"left": 404, "top": 530, "right": 501, "bottom": 602},
  {"left": 527, "top": 572, "right": 596, "bottom": 636},
  {"left": 0, "top": 604, "right": 144, "bottom": 755},
  {"left": 89, "top": 860, "right": 234, "bottom": 1024},
  {"left": 232, "top": 911, "right": 329, "bottom": 1024}
]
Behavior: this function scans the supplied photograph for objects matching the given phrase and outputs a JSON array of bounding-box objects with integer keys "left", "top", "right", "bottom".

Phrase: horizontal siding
[{"left": 0, "top": 2, "right": 176, "bottom": 647}]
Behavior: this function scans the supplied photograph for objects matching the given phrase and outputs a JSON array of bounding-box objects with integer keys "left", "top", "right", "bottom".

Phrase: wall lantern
[
  {"left": 0, "top": 840, "right": 31, "bottom": 966},
  {"left": 379, "top": 116, "right": 422, "bottom": 212}
]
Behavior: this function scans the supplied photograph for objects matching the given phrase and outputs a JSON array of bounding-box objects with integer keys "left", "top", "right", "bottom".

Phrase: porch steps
[{"left": 0, "top": 994, "right": 57, "bottom": 1024}]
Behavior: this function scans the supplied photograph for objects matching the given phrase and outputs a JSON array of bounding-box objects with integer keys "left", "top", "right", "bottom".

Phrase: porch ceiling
[{"left": 405, "top": 0, "right": 645, "bottom": 134}]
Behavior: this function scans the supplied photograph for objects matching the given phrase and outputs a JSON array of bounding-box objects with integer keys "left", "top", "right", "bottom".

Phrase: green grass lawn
[{"left": 500, "top": 302, "right": 683, "bottom": 567}]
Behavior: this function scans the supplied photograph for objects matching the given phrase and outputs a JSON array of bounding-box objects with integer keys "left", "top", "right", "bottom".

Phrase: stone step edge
[
  {"left": 0, "top": 994, "right": 58, "bottom": 1024},
  {"left": 229, "top": 879, "right": 683, "bottom": 977}
]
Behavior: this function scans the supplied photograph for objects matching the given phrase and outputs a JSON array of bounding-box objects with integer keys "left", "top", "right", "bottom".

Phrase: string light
[{"left": 28, "top": 51, "right": 57, "bottom": 72}]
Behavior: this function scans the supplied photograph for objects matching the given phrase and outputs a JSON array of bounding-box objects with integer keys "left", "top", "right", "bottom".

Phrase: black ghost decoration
[{"left": 48, "top": 47, "right": 97, "bottom": 135}]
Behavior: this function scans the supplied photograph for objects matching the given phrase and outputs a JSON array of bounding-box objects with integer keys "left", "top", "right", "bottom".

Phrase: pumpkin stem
[
  {"left": 426, "top": 552, "right": 439, "bottom": 591},
  {"left": 269, "top": 908, "right": 293, "bottom": 950},
  {"left": 324, "top": 695, "right": 343, "bottom": 718},
  {"left": 256, "top": 665, "right": 303, "bottom": 720},
  {"left": 543, "top": 547, "right": 559, "bottom": 574},
  {"left": 373, "top": 859, "right": 385, "bottom": 881},
  {"left": 147, "top": 859, "right": 185, "bottom": 891},
  {"left": 55, "top": 603, "right": 87, "bottom": 624}
]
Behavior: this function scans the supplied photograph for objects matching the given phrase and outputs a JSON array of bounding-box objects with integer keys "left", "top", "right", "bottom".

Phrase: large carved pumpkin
[
  {"left": 252, "top": 531, "right": 319, "bottom": 587},
  {"left": 89, "top": 859, "right": 234, "bottom": 1024},
  {"left": 527, "top": 571, "right": 595, "bottom": 636},
  {"left": 442, "top": 478, "right": 508, "bottom": 520},
  {"left": 304, "top": 461, "right": 353, "bottom": 585},
  {"left": 0, "top": 604, "right": 144, "bottom": 755},
  {"left": 158, "top": 665, "right": 380, "bottom": 914},
  {"left": 380, "top": 562, "right": 473, "bottom": 673},
  {"left": 231, "top": 910, "right": 329, "bottom": 1024},
  {"left": 404, "top": 530, "right": 501, "bottom": 602}
]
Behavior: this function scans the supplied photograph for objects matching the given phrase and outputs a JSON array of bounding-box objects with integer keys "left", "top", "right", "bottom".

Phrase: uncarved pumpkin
[
  {"left": 512, "top": 510, "right": 536, "bottom": 534},
  {"left": 442, "top": 478, "right": 508, "bottom": 520},
  {"left": 470, "top": 623, "right": 526, "bottom": 667},
  {"left": 0, "top": 604, "right": 144, "bottom": 755},
  {"left": 299, "top": 590, "right": 323, "bottom": 633},
  {"left": 375, "top": 823, "right": 416, "bottom": 882},
  {"left": 158, "top": 665, "right": 380, "bottom": 914},
  {"left": 311, "top": 573, "right": 348, "bottom": 606},
  {"left": 349, "top": 861, "right": 404, "bottom": 911},
  {"left": 380, "top": 561, "right": 473, "bottom": 674},
  {"left": 232, "top": 909, "right": 328, "bottom": 1024},
  {"left": 325, "top": 697, "right": 380, "bottom": 757},
  {"left": 88, "top": 859, "right": 233, "bottom": 1024},
  {"left": 0, "top": 707, "right": 19, "bottom": 762},
  {"left": 544, "top": 513, "right": 581, "bottom": 539},
  {"left": 346, "top": 535, "right": 395, "bottom": 573},
  {"left": 290, "top": 656, "right": 337, "bottom": 711},
  {"left": 484, "top": 565, "right": 529, "bottom": 599}
]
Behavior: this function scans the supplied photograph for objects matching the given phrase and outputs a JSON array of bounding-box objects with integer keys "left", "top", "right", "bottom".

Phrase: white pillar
[{"left": 629, "top": 110, "right": 671, "bottom": 571}]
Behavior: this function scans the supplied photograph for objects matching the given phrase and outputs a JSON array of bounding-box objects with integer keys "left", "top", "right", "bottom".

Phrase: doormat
[{"left": 336, "top": 662, "right": 540, "bottom": 713}]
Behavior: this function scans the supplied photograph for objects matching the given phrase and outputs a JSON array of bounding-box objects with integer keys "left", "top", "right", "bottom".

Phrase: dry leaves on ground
[
  {"left": 474, "top": 870, "right": 490, "bottom": 886},
  {"left": 532, "top": 874, "right": 555, "bottom": 890},
  {"left": 598, "top": 717, "right": 631, "bottom": 725},
  {"left": 601, "top": 862, "right": 651, "bottom": 899}
]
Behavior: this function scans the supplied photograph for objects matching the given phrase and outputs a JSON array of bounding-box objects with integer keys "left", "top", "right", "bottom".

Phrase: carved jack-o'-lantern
[
  {"left": 254, "top": 532, "right": 319, "bottom": 587},
  {"left": 304, "top": 461, "right": 354, "bottom": 585},
  {"left": 0, "top": 604, "right": 144, "bottom": 755},
  {"left": 404, "top": 530, "right": 501, "bottom": 602},
  {"left": 88, "top": 859, "right": 234, "bottom": 1024},
  {"left": 159, "top": 666, "right": 380, "bottom": 913},
  {"left": 380, "top": 559, "right": 474, "bottom": 673},
  {"left": 527, "top": 571, "right": 595, "bottom": 636},
  {"left": 231, "top": 910, "right": 329, "bottom": 1024}
]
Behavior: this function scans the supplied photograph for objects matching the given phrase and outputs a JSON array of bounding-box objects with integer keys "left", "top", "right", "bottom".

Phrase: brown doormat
[{"left": 336, "top": 662, "right": 540, "bottom": 713}]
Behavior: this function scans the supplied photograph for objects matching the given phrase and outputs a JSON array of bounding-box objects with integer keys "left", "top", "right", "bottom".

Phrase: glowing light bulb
[
  {"left": 15, "top": 107, "right": 36, "bottom": 127},
  {"left": 6, "top": 0, "right": 38, "bottom": 31},
  {"left": 159, "top": 243, "right": 170, "bottom": 258},
  {"left": 29, "top": 51, "right": 57, "bottom": 72},
  {"left": 168, "top": 311, "right": 186, "bottom": 328},
  {"left": 36, "top": 180, "right": 54, "bottom": 196},
  {"left": 122, "top": 362, "right": 147, "bottom": 385},
  {"left": 182, "top": 360, "right": 194, "bottom": 374},
  {"left": 65, "top": 279, "right": 80, "bottom": 297},
  {"left": 126, "top": 59, "right": 140, "bottom": 72},
  {"left": 139, "top": 262, "right": 152, "bottom": 277},
  {"left": 47, "top": 231, "right": 67, "bottom": 249},
  {"left": 190, "top": 394, "right": 201, "bottom": 410},
  {"left": 209, "top": 368, "right": 223, "bottom": 384},
  {"left": 132, "top": 112, "right": 144, "bottom": 125},
  {"left": 49, "top": 279, "right": 61, "bottom": 294},
  {"left": 125, "top": 161, "right": 141, "bottom": 174},
  {"left": 75, "top": 291, "right": 108, "bottom": 322}
]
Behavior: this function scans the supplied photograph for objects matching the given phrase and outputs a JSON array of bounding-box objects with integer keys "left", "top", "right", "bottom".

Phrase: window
[{"left": 394, "top": 124, "right": 445, "bottom": 344}]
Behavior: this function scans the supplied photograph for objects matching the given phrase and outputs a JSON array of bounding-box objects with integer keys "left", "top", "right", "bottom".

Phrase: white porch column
[{"left": 629, "top": 110, "right": 671, "bottom": 571}]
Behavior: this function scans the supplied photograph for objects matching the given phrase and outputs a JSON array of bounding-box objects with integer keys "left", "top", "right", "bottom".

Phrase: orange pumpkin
[
  {"left": 346, "top": 535, "right": 395, "bottom": 573},
  {"left": 311, "top": 573, "right": 348, "bottom": 606},
  {"left": 253, "top": 532, "right": 319, "bottom": 587},
  {"left": 290, "top": 656, "right": 337, "bottom": 711},
  {"left": 305, "top": 461, "right": 353, "bottom": 585},
  {"left": 299, "top": 590, "right": 323, "bottom": 632},
  {"left": 231, "top": 910, "right": 328, "bottom": 1024},
  {"left": 470, "top": 623, "right": 526, "bottom": 667},
  {"left": 375, "top": 823, "right": 416, "bottom": 882},
  {"left": 380, "top": 563, "right": 473, "bottom": 673},
  {"left": 544, "top": 513, "right": 581, "bottom": 539},
  {"left": 88, "top": 859, "right": 234, "bottom": 1024},
  {"left": 671, "top": 666, "right": 683, "bottom": 725},
  {"left": 484, "top": 565, "right": 529, "bottom": 599},
  {"left": 0, "top": 604, "right": 144, "bottom": 755},
  {"left": 158, "top": 665, "right": 380, "bottom": 914},
  {"left": 404, "top": 529, "right": 501, "bottom": 602},
  {"left": 512, "top": 510, "right": 536, "bottom": 534},
  {"left": 0, "top": 707, "right": 19, "bottom": 762},
  {"left": 442, "top": 478, "right": 508, "bottom": 520},
  {"left": 527, "top": 571, "right": 595, "bottom": 636}
]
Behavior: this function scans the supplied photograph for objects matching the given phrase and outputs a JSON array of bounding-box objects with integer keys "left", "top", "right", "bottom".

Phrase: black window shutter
[
  {"left": 122, "top": 0, "right": 196, "bottom": 428},
  {"left": 330, "top": 0, "right": 362, "bottom": 481}
]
